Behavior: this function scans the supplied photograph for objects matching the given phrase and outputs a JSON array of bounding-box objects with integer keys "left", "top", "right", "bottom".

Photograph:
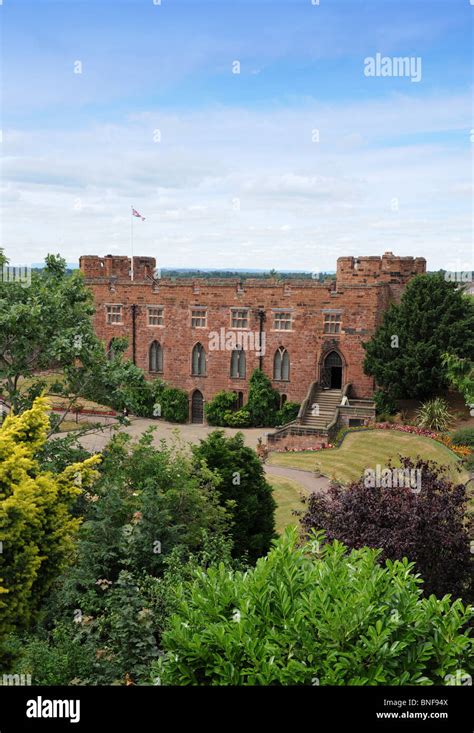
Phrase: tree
[
  {"left": 205, "top": 391, "right": 238, "bottom": 426},
  {"left": 442, "top": 353, "right": 474, "bottom": 406},
  {"left": 0, "top": 255, "right": 99, "bottom": 413},
  {"left": 13, "top": 430, "right": 233, "bottom": 684},
  {"left": 192, "top": 430, "right": 276, "bottom": 562},
  {"left": 153, "top": 528, "right": 473, "bottom": 685},
  {"left": 246, "top": 369, "right": 280, "bottom": 427},
  {"left": 66, "top": 430, "right": 230, "bottom": 584},
  {"left": 363, "top": 274, "right": 474, "bottom": 400},
  {"left": 0, "top": 398, "right": 100, "bottom": 640},
  {"left": 301, "top": 457, "right": 473, "bottom": 602}
]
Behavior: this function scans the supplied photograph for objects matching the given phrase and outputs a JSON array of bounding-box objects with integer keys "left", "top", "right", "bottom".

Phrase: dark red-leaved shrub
[{"left": 300, "top": 457, "right": 473, "bottom": 602}]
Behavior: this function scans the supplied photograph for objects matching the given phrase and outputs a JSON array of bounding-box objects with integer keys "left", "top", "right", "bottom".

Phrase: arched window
[
  {"left": 280, "top": 393, "right": 287, "bottom": 409},
  {"left": 273, "top": 347, "right": 290, "bottom": 381},
  {"left": 192, "top": 343, "right": 206, "bottom": 376},
  {"left": 230, "top": 347, "right": 246, "bottom": 378},
  {"left": 149, "top": 341, "right": 163, "bottom": 373}
]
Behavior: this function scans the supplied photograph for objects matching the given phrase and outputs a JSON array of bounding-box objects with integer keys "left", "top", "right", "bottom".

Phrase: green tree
[
  {"left": 205, "top": 391, "right": 238, "bottom": 426},
  {"left": 364, "top": 274, "right": 474, "bottom": 400},
  {"left": 153, "top": 528, "right": 473, "bottom": 686},
  {"left": 247, "top": 369, "right": 280, "bottom": 427},
  {"left": 442, "top": 353, "right": 474, "bottom": 406},
  {"left": 192, "top": 430, "right": 276, "bottom": 562},
  {"left": 13, "top": 430, "right": 233, "bottom": 684},
  {"left": 0, "top": 398, "right": 100, "bottom": 640},
  {"left": 0, "top": 254, "right": 99, "bottom": 413}
]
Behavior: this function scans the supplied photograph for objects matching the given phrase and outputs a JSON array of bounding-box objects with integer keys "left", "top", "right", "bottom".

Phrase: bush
[
  {"left": 222, "top": 409, "right": 251, "bottom": 427},
  {"left": 153, "top": 528, "right": 473, "bottom": 686},
  {"left": 275, "top": 401, "right": 300, "bottom": 425},
  {"left": 246, "top": 370, "right": 280, "bottom": 427},
  {"left": 192, "top": 430, "right": 276, "bottom": 562},
  {"left": 0, "top": 399, "right": 101, "bottom": 641},
  {"left": 452, "top": 427, "right": 474, "bottom": 448},
  {"left": 416, "top": 397, "right": 453, "bottom": 432},
  {"left": 205, "top": 391, "right": 238, "bottom": 426},
  {"left": 464, "top": 453, "right": 474, "bottom": 473},
  {"left": 301, "top": 456, "right": 473, "bottom": 602},
  {"left": 159, "top": 386, "right": 189, "bottom": 423},
  {"left": 373, "top": 390, "right": 397, "bottom": 416}
]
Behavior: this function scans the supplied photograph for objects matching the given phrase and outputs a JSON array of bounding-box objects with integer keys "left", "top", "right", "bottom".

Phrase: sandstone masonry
[{"left": 80, "top": 252, "right": 426, "bottom": 422}]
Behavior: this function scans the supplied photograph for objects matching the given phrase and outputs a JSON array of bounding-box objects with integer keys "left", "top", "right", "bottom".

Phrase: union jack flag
[{"left": 132, "top": 207, "right": 145, "bottom": 221}]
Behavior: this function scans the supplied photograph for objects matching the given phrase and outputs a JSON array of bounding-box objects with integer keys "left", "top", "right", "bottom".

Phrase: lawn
[
  {"left": 269, "top": 429, "right": 469, "bottom": 485},
  {"left": 267, "top": 475, "right": 309, "bottom": 534},
  {"left": 12, "top": 373, "right": 116, "bottom": 414}
]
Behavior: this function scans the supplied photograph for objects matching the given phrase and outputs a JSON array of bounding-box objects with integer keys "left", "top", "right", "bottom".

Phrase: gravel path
[
  {"left": 264, "top": 464, "right": 331, "bottom": 493},
  {"left": 68, "top": 415, "right": 269, "bottom": 454}
]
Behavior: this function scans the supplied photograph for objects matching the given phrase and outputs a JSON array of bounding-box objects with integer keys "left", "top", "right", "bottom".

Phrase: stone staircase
[{"left": 300, "top": 388, "right": 342, "bottom": 431}]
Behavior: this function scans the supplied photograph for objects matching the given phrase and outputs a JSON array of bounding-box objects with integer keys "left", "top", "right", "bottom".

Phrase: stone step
[
  {"left": 304, "top": 409, "right": 332, "bottom": 415},
  {"left": 303, "top": 417, "right": 331, "bottom": 425}
]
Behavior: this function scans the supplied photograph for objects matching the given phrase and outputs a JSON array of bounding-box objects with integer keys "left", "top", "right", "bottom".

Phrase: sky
[{"left": 0, "top": 0, "right": 473, "bottom": 272}]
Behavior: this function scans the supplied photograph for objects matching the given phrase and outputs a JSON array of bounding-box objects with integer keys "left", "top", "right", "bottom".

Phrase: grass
[
  {"left": 13, "top": 372, "right": 115, "bottom": 414},
  {"left": 269, "top": 429, "right": 469, "bottom": 485},
  {"left": 268, "top": 475, "right": 309, "bottom": 534},
  {"left": 56, "top": 420, "right": 103, "bottom": 433}
]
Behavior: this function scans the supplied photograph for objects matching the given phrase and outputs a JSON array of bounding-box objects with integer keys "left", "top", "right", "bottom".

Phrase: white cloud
[{"left": 1, "top": 91, "right": 471, "bottom": 271}]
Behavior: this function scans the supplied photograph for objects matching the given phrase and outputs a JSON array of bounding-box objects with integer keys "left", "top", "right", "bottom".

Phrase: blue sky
[{"left": 1, "top": 0, "right": 472, "bottom": 271}]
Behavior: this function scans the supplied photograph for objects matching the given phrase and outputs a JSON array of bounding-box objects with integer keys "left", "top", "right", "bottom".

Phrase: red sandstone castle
[{"left": 80, "top": 252, "right": 426, "bottom": 425}]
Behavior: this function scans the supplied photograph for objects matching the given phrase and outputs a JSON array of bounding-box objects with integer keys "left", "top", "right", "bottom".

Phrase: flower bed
[
  {"left": 375, "top": 422, "right": 471, "bottom": 458},
  {"left": 276, "top": 423, "right": 473, "bottom": 459}
]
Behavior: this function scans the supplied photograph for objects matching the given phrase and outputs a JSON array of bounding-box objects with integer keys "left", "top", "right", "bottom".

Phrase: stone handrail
[
  {"left": 296, "top": 380, "right": 319, "bottom": 424},
  {"left": 326, "top": 382, "right": 352, "bottom": 437}
]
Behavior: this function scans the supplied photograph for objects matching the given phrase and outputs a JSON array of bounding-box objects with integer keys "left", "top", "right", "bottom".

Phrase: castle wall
[{"left": 80, "top": 253, "right": 426, "bottom": 413}]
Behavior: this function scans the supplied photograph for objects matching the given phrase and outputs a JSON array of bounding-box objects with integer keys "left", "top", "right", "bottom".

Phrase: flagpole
[{"left": 130, "top": 205, "right": 134, "bottom": 281}]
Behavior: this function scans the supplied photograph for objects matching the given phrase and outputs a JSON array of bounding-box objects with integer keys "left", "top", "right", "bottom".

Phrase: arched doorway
[
  {"left": 191, "top": 389, "right": 204, "bottom": 423},
  {"left": 321, "top": 351, "right": 343, "bottom": 389}
]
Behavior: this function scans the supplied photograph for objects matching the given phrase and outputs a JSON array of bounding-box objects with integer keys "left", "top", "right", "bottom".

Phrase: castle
[{"left": 80, "top": 252, "right": 426, "bottom": 425}]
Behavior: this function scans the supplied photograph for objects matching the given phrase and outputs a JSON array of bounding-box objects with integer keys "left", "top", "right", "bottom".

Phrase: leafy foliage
[
  {"left": 246, "top": 369, "right": 281, "bottom": 427},
  {"left": 301, "top": 457, "right": 472, "bottom": 602},
  {"left": 364, "top": 274, "right": 474, "bottom": 400},
  {"left": 0, "top": 398, "right": 100, "bottom": 642},
  {"left": 69, "top": 340, "right": 189, "bottom": 421},
  {"left": 153, "top": 528, "right": 473, "bottom": 685},
  {"left": 11, "top": 430, "right": 233, "bottom": 683},
  {"left": 193, "top": 430, "right": 276, "bottom": 562},
  {"left": 0, "top": 255, "right": 99, "bottom": 412},
  {"left": 275, "top": 401, "right": 300, "bottom": 425},
  {"left": 222, "top": 409, "right": 251, "bottom": 427},
  {"left": 205, "top": 391, "right": 238, "bottom": 426},
  {"left": 416, "top": 397, "right": 453, "bottom": 431},
  {"left": 442, "top": 353, "right": 474, "bottom": 406},
  {"left": 373, "top": 389, "right": 397, "bottom": 416},
  {"left": 16, "top": 532, "right": 237, "bottom": 685},
  {"left": 451, "top": 427, "right": 474, "bottom": 448},
  {"left": 161, "top": 387, "right": 188, "bottom": 422}
]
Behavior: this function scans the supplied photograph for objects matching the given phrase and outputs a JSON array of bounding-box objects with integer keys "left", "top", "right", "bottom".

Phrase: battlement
[
  {"left": 79, "top": 255, "right": 156, "bottom": 281},
  {"left": 336, "top": 252, "right": 426, "bottom": 286},
  {"left": 80, "top": 252, "right": 426, "bottom": 290}
]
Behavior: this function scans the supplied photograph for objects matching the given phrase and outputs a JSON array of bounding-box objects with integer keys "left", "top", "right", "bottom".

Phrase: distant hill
[{"left": 29, "top": 263, "right": 336, "bottom": 280}]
